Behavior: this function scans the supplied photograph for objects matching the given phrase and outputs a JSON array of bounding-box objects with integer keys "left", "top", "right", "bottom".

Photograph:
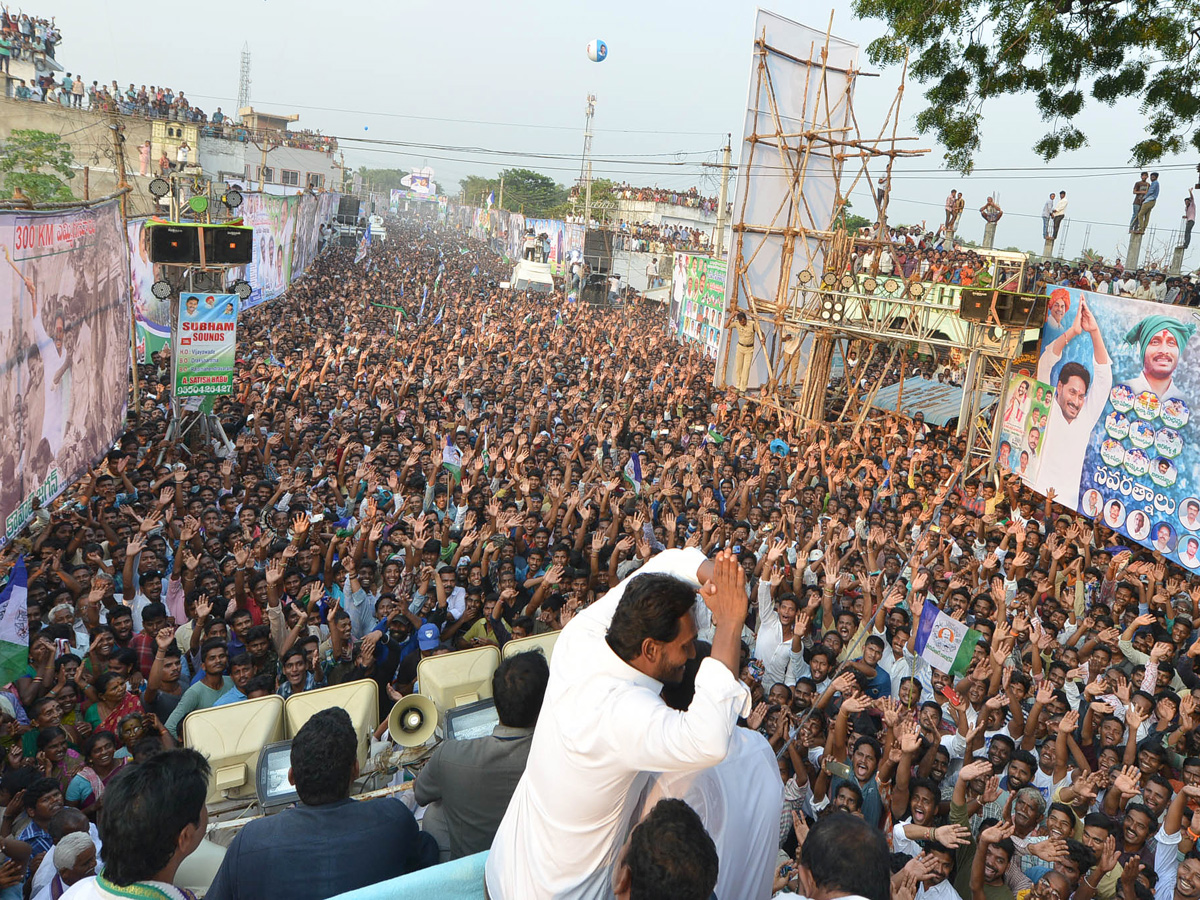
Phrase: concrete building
[{"left": 0, "top": 95, "right": 342, "bottom": 214}]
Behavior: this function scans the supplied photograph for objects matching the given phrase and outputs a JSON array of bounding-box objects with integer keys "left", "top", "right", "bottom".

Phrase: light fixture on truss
[
  {"left": 862, "top": 276, "right": 878, "bottom": 293},
  {"left": 820, "top": 298, "right": 845, "bottom": 323},
  {"left": 797, "top": 269, "right": 814, "bottom": 285}
]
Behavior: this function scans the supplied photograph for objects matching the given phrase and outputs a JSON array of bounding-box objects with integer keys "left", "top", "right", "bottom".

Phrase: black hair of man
[
  {"left": 799, "top": 811, "right": 891, "bottom": 900},
  {"left": 97, "top": 748, "right": 210, "bottom": 886},
  {"left": 243, "top": 674, "right": 277, "bottom": 696},
  {"left": 141, "top": 602, "right": 167, "bottom": 623},
  {"left": 289, "top": 707, "right": 357, "bottom": 806},
  {"left": 605, "top": 574, "right": 696, "bottom": 663},
  {"left": 1057, "top": 361, "right": 1092, "bottom": 393},
  {"left": 625, "top": 798, "right": 718, "bottom": 900},
  {"left": 23, "top": 777, "right": 61, "bottom": 815},
  {"left": 492, "top": 650, "right": 550, "bottom": 729}
]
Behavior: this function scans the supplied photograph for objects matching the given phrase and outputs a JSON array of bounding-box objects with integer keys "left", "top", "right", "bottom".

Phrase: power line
[{"left": 185, "top": 92, "right": 726, "bottom": 137}]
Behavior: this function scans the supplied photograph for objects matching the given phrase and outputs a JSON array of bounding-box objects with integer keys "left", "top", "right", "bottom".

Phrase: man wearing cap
[
  {"left": 726, "top": 310, "right": 756, "bottom": 392},
  {"left": 1032, "top": 296, "right": 1112, "bottom": 509},
  {"left": 1122, "top": 315, "right": 1195, "bottom": 401},
  {"left": 390, "top": 623, "right": 443, "bottom": 695},
  {"left": 486, "top": 548, "right": 751, "bottom": 900}
]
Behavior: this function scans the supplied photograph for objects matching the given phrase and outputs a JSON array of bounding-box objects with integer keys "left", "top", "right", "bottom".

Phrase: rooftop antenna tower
[
  {"left": 237, "top": 43, "right": 251, "bottom": 122},
  {"left": 580, "top": 93, "right": 596, "bottom": 225}
]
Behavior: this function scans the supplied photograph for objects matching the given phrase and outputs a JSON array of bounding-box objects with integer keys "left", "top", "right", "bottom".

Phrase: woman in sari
[
  {"left": 65, "top": 731, "right": 124, "bottom": 813},
  {"left": 33, "top": 727, "right": 84, "bottom": 795},
  {"left": 83, "top": 673, "right": 143, "bottom": 744}
]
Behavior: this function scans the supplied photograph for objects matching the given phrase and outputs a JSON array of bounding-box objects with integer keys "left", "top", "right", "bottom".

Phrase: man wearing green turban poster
[{"left": 1122, "top": 315, "right": 1196, "bottom": 402}]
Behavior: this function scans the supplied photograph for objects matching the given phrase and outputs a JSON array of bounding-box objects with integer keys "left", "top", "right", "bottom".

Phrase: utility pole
[
  {"left": 498, "top": 173, "right": 504, "bottom": 210},
  {"left": 581, "top": 94, "right": 596, "bottom": 226},
  {"left": 714, "top": 133, "right": 732, "bottom": 259},
  {"left": 109, "top": 115, "right": 139, "bottom": 418}
]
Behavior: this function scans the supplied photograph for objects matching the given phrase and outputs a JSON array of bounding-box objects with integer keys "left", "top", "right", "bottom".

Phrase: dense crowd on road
[{"left": 3, "top": 212, "right": 1200, "bottom": 899}]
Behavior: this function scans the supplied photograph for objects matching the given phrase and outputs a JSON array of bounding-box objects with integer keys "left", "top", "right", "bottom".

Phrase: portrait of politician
[
  {"left": 1122, "top": 315, "right": 1195, "bottom": 402},
  {"left": 1032, "top": 296, "right": 1112, "bottom": 510}
]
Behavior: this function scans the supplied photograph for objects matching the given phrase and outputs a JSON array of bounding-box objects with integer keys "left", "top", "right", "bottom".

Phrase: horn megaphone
[{"left": 387, "top": 694, "right": 438, "bottom": 747}]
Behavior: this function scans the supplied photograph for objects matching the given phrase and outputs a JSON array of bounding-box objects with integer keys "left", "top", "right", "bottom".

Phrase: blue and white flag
[
  {"left": 914, "top": 603, "right": 981, "bottom": 677},
  {"left": 623, "top": 452, "right": 643, "bottom": 494},
  {"left": 354, "top": 222, "right": 372, "bottom": 264},
  {"left": 0, "top": 558, "right": 30, "bottom": 687}
]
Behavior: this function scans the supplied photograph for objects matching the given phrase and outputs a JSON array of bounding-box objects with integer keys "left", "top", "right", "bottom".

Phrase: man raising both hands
[{"left": 486, "top": 547, "right": 752, "bottom": 900}]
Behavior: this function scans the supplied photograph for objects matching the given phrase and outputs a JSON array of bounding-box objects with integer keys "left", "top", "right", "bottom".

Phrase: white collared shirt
[
  {"left": 486, "top": 548, "right": 752, "bottom": 900},
  {"left": 755, "top": 580, "right": 791, "bottom": 688},
  {"left": 1032, "top": 345, "right": 1112, "bottom": 508},
  {"left": 638, "top": 727, "right": 783, "bottom": 900}
]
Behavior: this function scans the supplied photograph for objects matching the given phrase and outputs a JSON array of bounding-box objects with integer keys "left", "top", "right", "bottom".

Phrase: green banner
[
  {"left": 669, "top": 255, "right": 726, "bottom": 359},
  {"left": 173, "top": 293, "right": 238, "bottom": 397}
]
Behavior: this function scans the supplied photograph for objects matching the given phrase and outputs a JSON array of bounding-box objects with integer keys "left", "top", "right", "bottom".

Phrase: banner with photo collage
[
  {"left": 1018, "top": 285, "right": 1200, "bottom": 569},
  {"left": 997, "top": 374, "right": 1052, "bottom": 485},
  {"left": 669, "top": 254, "right": 726, "bottom": 359}
]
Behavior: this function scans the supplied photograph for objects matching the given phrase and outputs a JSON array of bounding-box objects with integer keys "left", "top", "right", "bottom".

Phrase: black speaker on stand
[
  {"left": 581, "top": 273, "right": 609, "bottom": 304},
  {"left": 583, "top": 229, "right": 614, "bottom": 274},
  {"left": 958, "top": 288, "right": 1047, "bottom": 327},
  {"left": 148, "top": 225, "right": 200, "bottom": 264}
]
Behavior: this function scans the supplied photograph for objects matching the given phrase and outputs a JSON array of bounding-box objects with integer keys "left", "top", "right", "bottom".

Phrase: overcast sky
[{"left": 41, "top": 0, "right": 1199, "bottom": 265}]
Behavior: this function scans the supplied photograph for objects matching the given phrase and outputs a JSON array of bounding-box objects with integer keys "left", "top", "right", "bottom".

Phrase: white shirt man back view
[
  {"left": 636, "top": 725, "right": 782, "bottom": 900},
  {"left": 485, "top": 548, "right": 751, "bottom": 900}
]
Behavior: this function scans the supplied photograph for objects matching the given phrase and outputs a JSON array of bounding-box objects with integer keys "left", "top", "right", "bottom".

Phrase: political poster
[
  {"left": 0, "top": 201, "right": 130, "bottom": 546},
  {"left": 997, "top": 374, "right": 1053, "bottom": 484},
  {"left": 240, "top": 193, "right": 291, "bottom": 310},
  {"left": 127, "top": 219, "right": 170, "bottom": 363},
  {"left": 1029, "top": 285, "right": 1200, "bottom": 569},
  {"left": 669, "top": 255, "right": 726, "bottom": 359},
  {"left": 174, "top": 293, "right": 238, "bottom": 397}
]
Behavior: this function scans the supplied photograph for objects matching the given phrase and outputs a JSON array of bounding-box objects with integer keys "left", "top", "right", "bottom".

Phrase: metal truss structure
[{"left": 720, "top": 16, "right": 1029, "bottom": 481}]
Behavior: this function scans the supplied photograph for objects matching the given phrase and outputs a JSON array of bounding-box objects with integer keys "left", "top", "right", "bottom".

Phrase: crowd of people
[
  {"left": 846, "top": 223, "right": 1200, "bottom": 306},
  {"left": 0, "top": 8, "right": 59, "bottom": 72},
  {"left": 4, "top": 210, "right": 1200, "bottom": 899},
  {"left": 572, "top": 182, "right": 724, "bottom": 213},
  {"left": 607, "top": 220, "right": 714, "bottom": 254},
  {"left": 3, "top": 66, "right": 338, "bottom": 154}
]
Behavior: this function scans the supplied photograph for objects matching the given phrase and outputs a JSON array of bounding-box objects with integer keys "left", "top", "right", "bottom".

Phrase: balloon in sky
[{"left": 586, "top": 40, "right": 608, "bottom": 63}]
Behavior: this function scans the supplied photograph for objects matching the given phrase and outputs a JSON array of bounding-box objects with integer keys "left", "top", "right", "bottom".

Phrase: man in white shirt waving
[
  {"left": 486, "top": 547, "right": 751, "bottom": 900},
  {"left": 1032, "top": 295, "right": 1112, "bottom": 509}
]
